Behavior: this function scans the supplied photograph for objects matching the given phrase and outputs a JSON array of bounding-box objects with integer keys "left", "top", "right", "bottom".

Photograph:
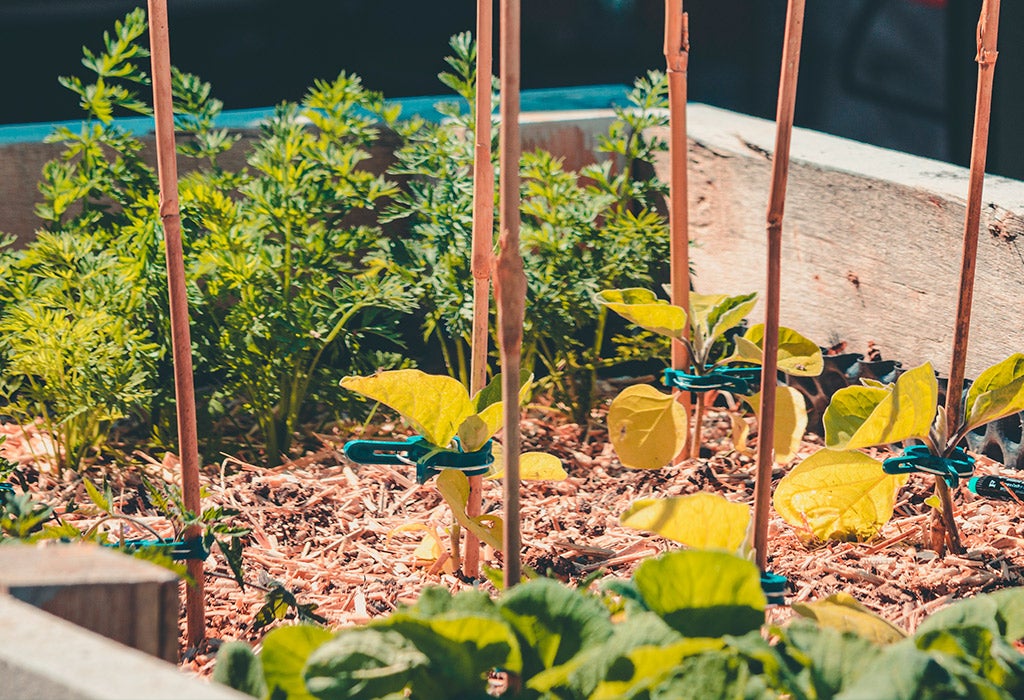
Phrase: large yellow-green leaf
[
  {"left": 341, "top": 370, "right": 474, "bottom": 447},
  {"left": 595, "top": 288, "right": 687, "bottom": 341},
  {"left": 607, "top": 385, "right": 688, "bottom": 469},
  {"left": 744, "top": 386, "right": 810, "bottom": 463},
  {"left": 690, "top": 291, "right": 758, "bottom": 349},
  {"left": 793, "top": 592, "right": 906, "bottom": 644},
  {"left": 620, "top": 493, "right": 750, "bottom": 552},
  {"left": 773, "top": 449, "right": 908, "bottom": 541},
  {"left": 436, "top": 470, "right": 504, "bottom": 551},
  {"left": 824, "top": 363, "right": 937, "bottom": 450},
  {"left": 733, "top": 324, "right": 824, "bottom": 377},
  {"left": 486, "top": 442, "right": 567, "bottom": 481},
  {"left": 963, "top": 353, "right": 1024, "bottom": 432},
  {"left": 591, "top": 639, "right": 726, "bottom": 700}
]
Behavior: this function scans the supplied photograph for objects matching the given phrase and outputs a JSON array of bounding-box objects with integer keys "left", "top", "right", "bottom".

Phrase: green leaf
[
  {"left": 916, "top": 588, "right": 1024, "bottom": 645},
  {"left": 963, "top": 354, "right": 1024, "bottom": 432},
  {"left": 773, "top": 449, "right": 907, "bottom": 541},
  {"left": 303, "top": 628, "right": 428, "bottom": 700},
  {"left": 829, "top": 640, "right": 971, "bottom": 700},
  {"left": 341, "top": 370, "right": 474, "bottom": 448},
  {"left": 780, "top": 620, "right": 887, "bottom": 699},
  {"left": 744, "top": 386, "right": 810, "bottom": 463},
  {"left": 499, "top": 576, "right": 614, "bottom": 678},
  {"left": 592, "top": 639, "right": 727, "bottom": 700},
  {"left": 793, "top": 592, "right": 906, "bottom": 644},
  {"left": 619, "top": 493, "right": 750, "bottom": 552},
  {"left": 607, "top": 385, "right": 688, "bottom": 469},
  {"left": 824, "top": 363, "right": 937, "bottom": 450},
  {"left": 632, "top": 550, "right": 766, "bottom": 638},
  {"left": 212, "top": 642, "right": 267, "bottom": 698},
  {"left": 82, "top": 479, "right": 113, "bottom": 514},
  {"left": 595, "top": 288, "right": 688, "bottom": 341},
  {"left": 734, "top": 324, "right": 824, "bottom": 377},
  {"left": 486, "top": 443, "right": 568, "bottom": 481},
  {"left": 637, "top": 649, "right": 756, "bottom": 700},
  {"left": 690, "top": 291, "right": 757, "bottom": 350},
  {"left": 435, "top": 470, "right": 503, "bottom": 551},
  {"left": 260, "top": 624, "right": 334, "bottom": 700}
]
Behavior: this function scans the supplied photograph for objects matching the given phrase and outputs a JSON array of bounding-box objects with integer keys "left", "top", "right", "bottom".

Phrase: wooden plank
[{"left": 0, "top": 545, "right": 179, "bottom": 663}]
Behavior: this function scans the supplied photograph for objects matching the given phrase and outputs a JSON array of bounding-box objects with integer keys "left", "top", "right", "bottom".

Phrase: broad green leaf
[
  {"left": 471, "top": 370, "right": 533, "bottom": 413},
  {"left": 633, "top": 550, "right": 766, "bottom": 637},
  {"left": 212, "top": 642, "right": 267, "bottom": 698},
  {"left": 435, "top": 470, "right": 503, "bottom": 551},
  {"left": 457, "top": 412, "right": 495, "bottom": 452},
  {"left": 781, "top": 620, "right": 887, "bottom": 698},
  {"left": 619, "top": 493, "right": 751, "bottom": 552},
  {"left": 607, "top": 385, "right": 688, "bottom": 469},
  {"left": 744, "top": 386, "right": 810, "bottom": 463},
  {"left": 963, "top": 354, "right": 1024, "bottom": 432},
  {"left": 592, "top": 639, "right": 726, "bottom": 700},
  {"left": 793, "top": 592, "right": 906, "bottom": 644},
  {"left": 639, "top": 649, "right": 754, "bottom": 699},
  {"left": 485, "top": 443, "right": 567, "bottom": 480},
  {"left": 303, "top": 627, "right": 428, "bottom": 700},
  {"left": 735, "top": 324, "right": 824, "bottom": 377},
  {"left": 989, "top": 588, "right": 1024, "bottom": 643},
  {"left": 691, "top": 291, "right": 758, "bottom": 349},
  {"left": 499, "top": 577, "right": 614, "bottom": 677},
  {"left": 260, "top": 624, "right": 335, "bottom": 700},
  {"left": 773, "top": 449, "right": 907, "bottom": 541},
  {"left": 824, "top": 362, "right": 937, "bottom": 450},
  {"left": 916, "top": 588, "right": 1024, "bottom": 645},
  {"left": 341, "top": 370, "right": 474, "bottom": 447},
  {"left": 835, "top": 640, "right": 986, "bottom": 700},
  {"left": 914, "top": 626, "right": 1024, "bottom": 697},
  {"left": 595, "top": 288, "right": 688, "bottom": 341}
]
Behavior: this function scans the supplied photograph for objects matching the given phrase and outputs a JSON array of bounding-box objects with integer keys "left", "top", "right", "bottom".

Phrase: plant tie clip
[
  {"left": 102, "top": 536, "right": 210, "bottom": 561},
  {"left": 760, "top": 571, "right": 787, "bottom": 606},
  {"left": 882, "top": 445, "right": 975, "bottom": 487},
  {"left": 0, "top": 482, "right": 13, "bottom": 497},
  {"left": 344, "top": 435, "right": 494, "bottom": 485},
  {"left": 663, "top": 366, "right": 762, "bottom": 395}
]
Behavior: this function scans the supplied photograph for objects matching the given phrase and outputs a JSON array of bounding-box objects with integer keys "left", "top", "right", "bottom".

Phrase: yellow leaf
[
  {"left": 620, "top": 493, "right": 751, "bottom": 552},
  {"left": 731, "top": 413, "right": 752, "bottom": 455},
  {"left": 436, "top": 470, "right": 504, "bottom": 551},
  {"left": 744, "top": 386, "right": 809, "bottom": 463},
  {"left": 964, "top": 353, "right": 1024, "bottom": 432},
  {"left": 607, "top": 385, "right": 689, "bottom": 469},
  {"left": 595, "top": 288, "right": 688, "bottom": 341},
  {"left": 793, "top": 592, "right": 906, "bottom": 644},
  {"left": 773, "top": 449, "right": 908, "bottom": 541},
  {"left": 487, "top": 445, "right": 567, "bottom": 481},
  {"left": 736, "top": 324, "right": 824, "bottom": 377}
]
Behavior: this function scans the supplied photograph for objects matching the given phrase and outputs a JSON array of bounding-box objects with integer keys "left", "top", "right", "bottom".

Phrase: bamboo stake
[
  {"left": 495, "top": 0, "right": 525, "bottom": 589},
  {"left": 663, "top": 2, "right": 696, "bottom": 459},
  {"left": 147, "top": 0, "right": 205, "bottom": 648},
  {"left": 938, "top": 0, "right": 1001, "bottom": 555},
  {"left": 465, "top": 0, "right": 495, "bottom": 580},
  {"left": 753, "top": 0, "right": 805, "bottom": 572}
]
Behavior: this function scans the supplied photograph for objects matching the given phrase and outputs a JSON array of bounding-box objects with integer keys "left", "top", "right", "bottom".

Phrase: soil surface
[{"left": 4, "top": 406, "right": 1023, "bottom": 680}]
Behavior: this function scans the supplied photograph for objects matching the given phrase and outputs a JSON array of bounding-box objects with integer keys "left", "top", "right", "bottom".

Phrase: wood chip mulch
[{"left": 3, "top": 410, "right": 1023, "bottom": 680}]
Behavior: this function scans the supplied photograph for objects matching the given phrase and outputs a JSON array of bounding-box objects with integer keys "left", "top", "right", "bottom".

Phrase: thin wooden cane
[
  {"left": 465, "top": 0, "right": 495, "bottom": 579},
  {"left": 664, "top": 2, "right": 696, "bottom": 459},
  {"left": 753, "top": 0, "right": 805, "bottom": 572},
  {"left": 938, "top": 0, "right": 1001, "bottom": 555},
  {"left": 495, "top": 0, "right": 525, "bottom": 589},
  {"left": 147, "top": 0, "right": 205, "bottom": 648}
]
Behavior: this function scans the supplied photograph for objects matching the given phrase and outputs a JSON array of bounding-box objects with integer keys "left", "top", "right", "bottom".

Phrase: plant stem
[{"left": 689, "top": 393, "right": 704, "bottom": 459}]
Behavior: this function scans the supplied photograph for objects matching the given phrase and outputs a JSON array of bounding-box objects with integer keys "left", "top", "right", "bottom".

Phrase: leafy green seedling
[
  {"left": 341, "top": 369, "right": 565, "bottom": 567},
  {"left": 774, "top": 355, "right": 1024, "bottom": 543},
  {"left": 595, "top": 288, "right": 822, "bottom": 468}
]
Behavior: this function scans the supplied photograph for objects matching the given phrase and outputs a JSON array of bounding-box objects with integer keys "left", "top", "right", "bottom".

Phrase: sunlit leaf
[
  {"left": 731, "top": 413, "right": 752, "bottom": 455},
  {"left": 824, "top": 363, "right": 937, "bottom": 450},
  {"left": 436, "top": 470, "right": 503, "bottom": 551},
  {"left": 487, "top": 444, "right": 567, "bottom": 481},
  {"left": 744, "top": 386, "right": 810, "bottom": 463},
  {"left": 691, "top": 291, "right": 757, "bottom": 349},
  {"left": 735, "top": 324, "right": 824, "bottom": 377},
  {"left": 963, "top": 353, "right": 1024, "bottom": 432},
  {"left": 773, "top": 449, "right": 908, "bottom": 541},
  {"left": 591, "top": 639, "right": 726, "bottom": 700},
  {"left": 341, "top": 370, "right": 474, "bottom": 447},
  {"left": 793, "top": 592, "right": 907, "bottom": 644},
  {"left": 212, "top": 642, "right": 267, "bottom": 698},
  {"left": 607, "top": 385, "right": 688, "bottom": 469},
  {"left": 303, "top": 628, "right": 427, "bottom": 700},
  {"left": 261, "top": 624, "right": 335, "bottom": 700},
  {"left": 595, "top": 288, "right": 687, "bottom": 341},
  {"left": 620, "top": 493, "right": 750, "bottom": 552}
]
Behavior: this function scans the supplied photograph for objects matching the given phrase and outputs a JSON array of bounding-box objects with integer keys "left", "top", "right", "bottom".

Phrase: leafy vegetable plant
[
  {"left": 774, "top": 355, "right": 1024, "bottom": 543},
  {"left": 595, "top": 288, "right": 822, "bottom": 468},
  {"left": 341, "top": 369, "right": 565, "bottom": 569}
]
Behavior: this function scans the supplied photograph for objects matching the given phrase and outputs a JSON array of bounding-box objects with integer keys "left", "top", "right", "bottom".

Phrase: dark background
[{"left": 1, "top": 0, "right": 1021, "bottom": 178}]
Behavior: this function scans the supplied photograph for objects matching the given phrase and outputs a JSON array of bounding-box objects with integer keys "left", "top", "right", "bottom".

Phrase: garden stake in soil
[
  {"left": 147, "top": 0, "right": 206, "bottom": 649},
  {"left": 496, "top": 0, "right": 526, "bottom": 588},
  {"left": 465, "top": 0, "right": 496, "bottom": 580},
  {"left": 753, "top": 0, "right": 805, "bottom": 573},
  {"left": 664, "top": 1, "right": 695, "bottom": 458},
  {"left": 939, "top": 0, "right": 1002, "bottom": 555}
]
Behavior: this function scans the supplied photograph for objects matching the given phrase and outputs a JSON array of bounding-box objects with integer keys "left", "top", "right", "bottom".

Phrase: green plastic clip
[
  {"left": 760, "top": 571, "right": 787, "bottom": 606},
  {"left": 663, "top": 366, "right": 762, "bottom": 395},
  {"left": 104, "top": 536, "right": 210, "bottom": 561},
  {"left": 344, "top": 435, "right": 493, "bottom": 484},
  {"left": 882, "top": 445, "right": 975, "bottom": 487}
]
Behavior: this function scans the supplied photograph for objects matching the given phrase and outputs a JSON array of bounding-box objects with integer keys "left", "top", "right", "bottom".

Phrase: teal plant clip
[
  {"left": 105, "top": 536, "right": 210, "bottom": 561},
  {"left": 663, "top": 366, "right": 762, "bottom": 395},
  {"left": 760, "top": 571, "right": 787, "bottom": 606},
  {"left": 0, "top": 482, "right": 13, "bottom": 497},
  {"left": 344, "top": 435, "right": 494, "bottom": 485},
  {"left": 882, "top": 445, "right": 975, "bottom": 487}
]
